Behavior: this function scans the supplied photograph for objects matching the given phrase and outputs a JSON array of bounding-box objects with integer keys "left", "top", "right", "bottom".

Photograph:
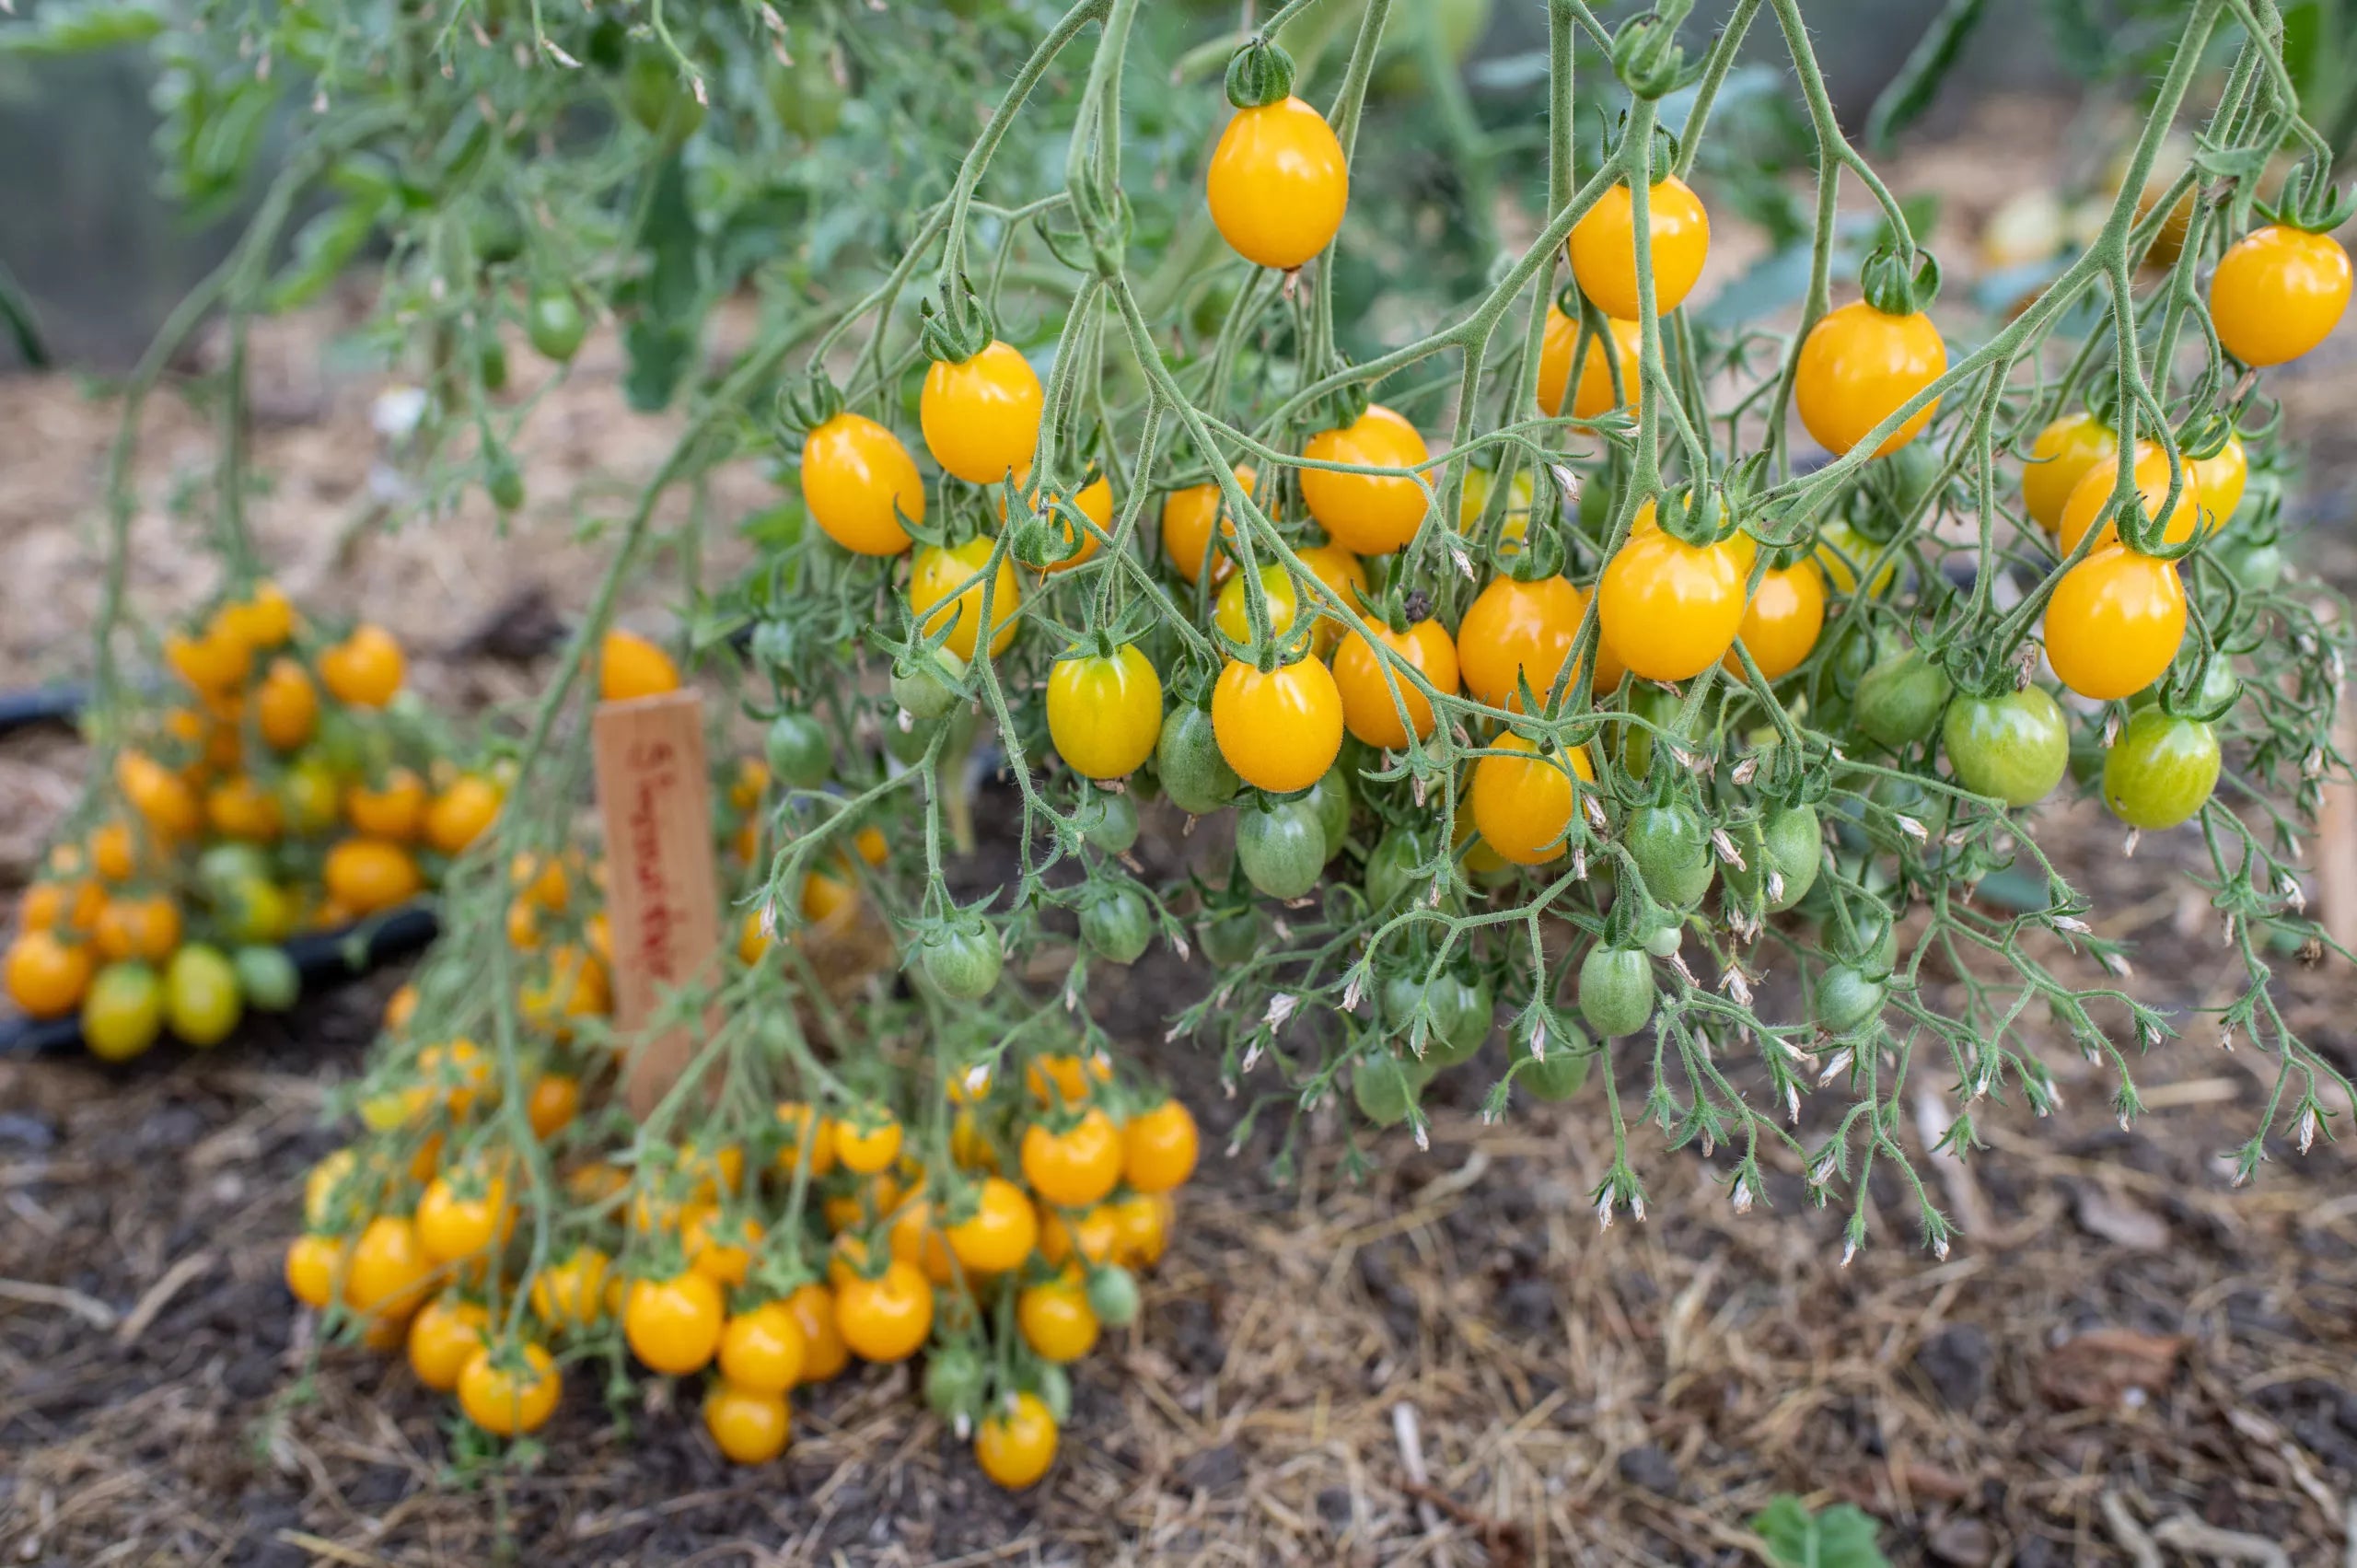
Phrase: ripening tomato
[
  {"left": 318, "top": 625, "right": 405, "bottom": 708},
  {"left": 718, "top": 1301, "right": 808, "bottom": 1394},
  {"left": 1206, "top": 96, "right": 1349, "bottom": 270},
  {"left": 1458, "top": 574, "right": 1582, "bottom": 708},
  {"left": 975, "top": 1391, "right": 1060, "bottom": 1490},
  {"left": 1161, "top": 465, "right": 1255, "bottom": 586},
  {"left": 325, "top": 838, "right": 423, "bottom": 913},
  {"left": 600, "top": 629, "right": 679, "bottom": 702},
  {"left": 2190, "top": 433, "right": 2247, "bottom": 532},
  {"left": 407, "top": 1296, "right": 491, "bottom": 1391},
  {"left": 457, "top": 1342, "right": 561, "bottom": 1436},
  {"left": 1213, "top": 563, "right": 1301, "bottom": 647},
  {"left": 1021, "top": 1106, "right": 1124, "bottom": 1209},
  {"left": 1299, "top": 405, "right": 1431, "bottom": 556},
  {"left": 346, "top": 768, "right": 427, "bottom": 842},
  {"left": 1210, "top": 656, "right": 1344, "bottom": 794},
  {"left": 1027, "top": 1050, "right": 1111, "bottom": 1105},
  {"left": 204, "top": 775, "right": 283, "bottom": 842},
  {"left": 704, "top": 1379, "right": 792, "bottom": 1463},
  {"left": 1470, "top": 730, "right": 1594, "bottom": 865},
  {"left": 92, "top": 893, "right": 180, "bottom": 964},
  {"left": 1812, "top": 516, "right": 1898, "bottom": 598},
  {"left": 802, "top": 411, "right": 924, "bottom": 555},
  {"left": 1122, "top": 1100, "right": 1200, "bottom": 1193},
  {"left": 2210, "top": 225, "right": 2351, "bottom": 366},
  {"left": 1295, "top": 542, "right": 1370, "bottom": 653},
  {"left": 2056, "top": 443, "right": 2205, "bottom": 553},
  {"left": 116, "top": 751, "right": 201, "bottom": 841},
  {"left": 1597, "top": 528, "right": 1748, "bottom": 681},
  {"left": 685, "top": 1205, "right": 765, "bottom": 1285},
  {"left": 2021, "top": 412, "right": 2118, "bottom": 535},
  {"left": 2103, "top": 709, "right": 2221, "bottom": 830},
  {"left": 1538, "top": 305, "right": 1645, "bottom": 420},
  {"left": 1569, "top": 176, "right": 1710, "bottom": 319},
  {"left": 835, "top": 1259, "right": 935, "bottom": 1362},
  {"left": 625, "top": 1271, "right": 726, "bottom": 1376},
  {"left": 1794, "top": 301, "right": 1946, "bottom": 458},
  {"left": 786, "top": 1283, "right": 849, "bottom": 1382},
  {"left": 1725, "top": 558, "right": 1825, "bottom": 681},
  {"left": 163, "top": 943, "right": 241, "bottom": 1047},
  {"left": 921, "top": 340, "right": 1043, "bottom": 484},
  {"left": 284, "top": 1233, "right": 345, "bottom": 1308},
  {"left": 1017, "top": 1270, "right": 1100, "bottom": 1364},
  {"left": 910, "top": 538, "right": 1022, "bottom": 661},
  {"left": 1333, "top": 617, "right": 1459, "bottom": 749},
  {"left": 529, "top": 1247, "right": 612, "bottom": 1332},
  {"left": 254, "top": 658, "right": 318, "bottom": 751},
  {"left": 946, "top": 1177, "right": 1039, "bottom": 1273},
  {"left": 2044, "top": 546, "right": 2186, "bottom": 701},
  {"left": 1046, "top": 644, "right": 1163, "bottom": 780},
  {"left": 81, "top": 960, "right": 163, "bottom": 1062},
  {"left": 772, "top": 1102, "right": 839, "bottom": 1179}
]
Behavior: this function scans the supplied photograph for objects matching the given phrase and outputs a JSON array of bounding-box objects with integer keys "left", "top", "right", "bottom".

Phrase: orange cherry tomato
[
  {"left": 599, "top": 629, "right": 679, "bottom": 702},
  {"left": 407, "top": 1296, "right": 491, "bottom": 1391},
  {"left": 2043, "top": 546, "right": 2186, "bottom": 701},
  {"left": 1016, "top": 1269, "right": 1100, "bottom": 1364},
  {"left": 2210, "top": 224, "right": 2351, "bottom": 366},
  {"left": 324, "top": 838, "right": 423, "bottom": 913},
  {"left": 2021, "top": 412, "right": 2118, "bottom": 535},
  {"left": 92, "top": 893, "right": 180, "bottom": 964},
  {"left": 343, "top": 1214, "right": 435, "bottom": 1323},
  {"left": 1299, "top": 405, "right": 1432, "bottom": 556},
  {"left": 834, "top": 1259, "right": 935, "bottom": 1363},
  {"left": 945, "top": 1177, "right": 1039, "bottom": 1274},
  {"left": 703, "top": 1379, "right": 792, "bottom": 1463},
  {"left": 1538, "top": 305, "right": 1646, "bottom": 421},
  {"left": 5, "top": 930, "right": 94, "bottom": 1018},
  {"left": 1206, "top": 96, "right": 1349, "bottom": 270},
  {"left": 920, "top": 339, "right": 1043, "bottom": 485},
  {"left": 1160, "top": 465, "right": 1255, "bottom": 586},
  {"left": 1332, "top": 617, "right": 1460, "bottom": 749},
  {"left": 2057, "top": 442, "right": 2205, "bottom": 554},
  {"left": 318, "top": 624, "right": 406, "bottom": 708},
  {"left": 1569, "top": 175, "right": 1711, "bottom": 319},
  {"left": 718, "top": 1300, "right": 808, "bottom": 1394},
  {"left": 254, "top": 657, "right": 318, "bottom": 751},
  {"left": 1794, "top": 301, "right": 1946, "bottom": 458},
  {"left": 206, "top": 775, "right": 284, "bottom": 842},
  {"left": 457, "top": 1342, "right": 562, "bottom": 1435},
  {"left": 974, "top": 1391, "right": 1060, "bottom": 1490},
  {"left": 424, "top": 774, "right": 502, "bottom": 855},
  {"left": 1726, "top": 558, "right": 1826, "bottom": 681},
  {"left": 1210, "top": 656, "right": 1345, "bottom": 794},
  {"left": 1019, "top": 1106, "right": 1124, "bottom": 1210},
  {"left": 785, "top": 1283, "right": 850, "bottom": 1382},
  {"left": 802, "top": 410, "right": 924, "bottom": 555},
  {"left": 115, "top": 751, "right": 201, "bottom": 841},
  {"left": 346, "top": 767, "right": 428, "bottom": 842},
  {"left": 1457, "top": 574, "right": 1589, "bottom": 709},
  {"left": 1596, "top": 528, "right": 1749, "bottom": 682},
  {"left": 1121, "top": 1099, "right": 1201, "bottom": 1193},
  {"left": 525, "top": 1073, "right": 580, "bottom": 1139},
  {"left": 1470, "top": 730, "right": 1595, "bottom": 865},
  {"left": 284, "top": 1233, "right": 346, "bottom": 1308},
  {"left": 624, "top": 1271, "right": 726, "bottom": 1376}
]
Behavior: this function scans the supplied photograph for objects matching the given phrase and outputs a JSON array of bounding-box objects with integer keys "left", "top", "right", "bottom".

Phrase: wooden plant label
[{"left": 590, "top": 690, "right": 724, "bottom": 1121}]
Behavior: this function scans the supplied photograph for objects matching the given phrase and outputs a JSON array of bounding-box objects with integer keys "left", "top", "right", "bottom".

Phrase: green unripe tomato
[
  {"left": 1074, "top": 791, "right": 1139, "bottom": 854},
  {"left": 232, "top": 946, "right": 300, "bottom": 1012},
  {"left": 1079, "top": 886, "right": 1153, "bottom": 965},
  {"left": 765, "top": 712, "right": 833, "bottom": 790},
  {"left": 1852, "top": 648, "right": 1954, "bottom": 749},
  {"left": 626, "top": 52, "right": 706, "bottom": 143},
  {"left": 923, "top": 1342, "right": 987, "bottom": 1418},
  {"left": 2102, "top": 710, "right": 2221, "bottom": 830},
  {"left": 1197, "top": 905, "right": 1262, "bottom": 968},
  {"left": 1625, "top": 801, "right": 1714, "bottom": 909},
  {"left": 919, "top": 923, "right": 1002, "bottom": 1000},
  {"left": 1813, "top": 964, "right": 1887, "bottom": 1035},
  {"left": 1352, "top": 1051, "right": 1422, "bottom": 1126},
  {"left": 1304, "top": 768, "right": 1353, "bottom": 862},
  {"left": 892, "top": 649, "right": 967, "bottom": 721},
  {"left": 1942, "top": 686, "right": 2070, "bottom": 807},
  {"left": 1236, "top": 797, "right": 1326, "bottom": 900},
  {"left": 165, "top": 944, "right": 243, "bottom": 1048},
  {"left": 1155, "top": 707, "right": 1239, "bottom": 816},
  {"left": 1364, "top": 824, "right": 1431, "bottom": 911},
  {"left": 527, "top": 291, "right": 588, "bottom": 362},
  {"left": 1578, "top": 946, "right": 1655, "bottom": 1039},
  {"left": 1086, "top": 1265, "right": 1141, "bottom": 1327}
]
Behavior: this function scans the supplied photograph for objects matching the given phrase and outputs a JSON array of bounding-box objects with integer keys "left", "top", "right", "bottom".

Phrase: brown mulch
[{"left": 6, "top": 94, "right": 2357, "bottom": 1566}]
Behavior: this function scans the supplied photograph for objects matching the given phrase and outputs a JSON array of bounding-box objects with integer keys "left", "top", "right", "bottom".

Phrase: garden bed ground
[{"left": 6, "top": 96, "right": 2357, "bottom": 1566}]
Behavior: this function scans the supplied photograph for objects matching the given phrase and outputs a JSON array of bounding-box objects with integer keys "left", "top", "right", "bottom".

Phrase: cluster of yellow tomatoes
[{"left": 3, "top": 587, "right": 502, "bottom": 1059}]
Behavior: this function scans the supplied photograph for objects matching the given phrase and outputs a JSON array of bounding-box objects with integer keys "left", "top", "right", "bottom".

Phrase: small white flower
[
  {"left": 2123, "top": 828, "right": 2142, "bottom": 857},
  {"left": 1170, "top": 933, "right": 1191, "bottom": 962},
  {"left": 2281, "top": 875, "right": 2307, "bottom": 912},
  {"left": 2103, "top": 711, "right": 2121, "bottom": 748},
  {"left": 1341, "top": 970, "right": 1367, "bottom": 1013},
  {"left": 1817, "top": 1047, "right": 1853, "bottom": 1086},
  {"left": 1932, "top": 1234, "right": 1950, "bottom": 1261},
  {"left": 1527, "top": 1016, "right": 1548, "bottom": 1060},
  {"left": 1241, "top": 1042, "right": 1262, "bottom": 1074},
  {"left": 2054, "top": 915, "right": 2092, "bottom": 935},
  {"left": 1712, "top": 829, "right": 1747, "bottom": 869},
  {"left": 1733, "top": 755, "right": 1759, "bottom": 786},
  {"left": 1896, "top": 815, "right": 1928, "bottom": 844},
  {"left": 1766, "top": 869, "right": 1785, "bottom": 904},
  {"left": 1265, "top": 993, "right": 1298, "bottom": 1028},
  {"left": 2297, "top": 1105, "right": 2318, "bottom": 1154},
  {"left": 1784, "top": 1083, "right": 1801, "bottom": 1123},
  {"left": 2099, "top": 951, "right": 2130, "bottom": 979},
  {"left": 1595, "top": 1192, "right": 1615, "bottom": 1231},
  {"left": 1732, "top": 1178, "right": 1753, "bottom": 1215},
  {"left": 1412, "top": 1119, "right": 1430, "bottom": 1152},
  {"left": 1840, "top": 1237, "right": 1859, "bottom": 1268}
]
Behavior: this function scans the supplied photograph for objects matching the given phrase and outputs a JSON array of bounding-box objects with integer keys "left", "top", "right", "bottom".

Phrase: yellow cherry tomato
[
  {"left": 407, "top": 1297, "right": 491, "bottom": 1391},
  {"left": 1538, "top": 306, "right": 1646, "bottom": 421},
  {"left": 1205, "top": 96, "right": 1349, "bottom": 270},
  {"left": 1160, "top": 465, "right": 1255, "bottom": 586},
  {"left": 1211, "top": 656, "right": 1345, "bottom": 794},
  {"left": 2043, "top": 545, "right": 2187, "bottom": 701},
  {"left": 1470, "top": 730, "right": 1594, "bottom": 865},
  {"left": 1212, "top": 563, "right": 1301, "bottom": 647},
  {"left": 1726, "top": 558, "right": 1826, "bottom": 681},
  {"left": 2190, "top": 433, "right": 2247, "bottom": 533},
  {"left": 1568, "top": 175, "right": 1710, "bottom": 319},
  {"left": 1046, "top": 643, "right": 1164, "bottom": 781},
  {"left": 2057, "top": 443, "right": 2206, "bottom": 554},
  {"left": 802, "top": 411, "right": 923, "bottom": 555},
  {"left": 1596, "top": 528, "right": 1749, "bottom": 682},
  {"left": 1794, "top": 301, "right": 1946, "bottom": 458},
  {"left": 2021, "top": 411, "right": 2118, "bottom": 535},
  {"left": 599, "top": 629, "right": 679, "bottom": 702},
  {"left": 921, "top": 340, "right": 1043, "bottom": 485},
  {"left": 1332, "top": 617, "right": 1460, "bottom": 749},
  {"left": 910, "top": 538, "right": 1022, "bottom": 661},
  {"left": 2209, "top": 224, "right": 2351, "bottom": 367},
  {"left": 457, "top": 1342, "right": 562, "bottom": 1436},
  {"left": 1295, "top": 542, "right": 1370, "bottom": 653},
  {"left": 1299, "top": 404, "right": 1432, "bottom": 556}
]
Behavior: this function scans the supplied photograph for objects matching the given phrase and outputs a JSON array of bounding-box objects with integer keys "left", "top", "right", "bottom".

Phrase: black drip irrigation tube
[{"left": 0, "top": 903, "right": 443, "bottom": 1057}]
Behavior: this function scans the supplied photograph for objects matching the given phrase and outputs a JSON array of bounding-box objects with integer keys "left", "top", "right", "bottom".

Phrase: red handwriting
[{"left": 623, "top": 762, "right": 684, "bottom": 984}]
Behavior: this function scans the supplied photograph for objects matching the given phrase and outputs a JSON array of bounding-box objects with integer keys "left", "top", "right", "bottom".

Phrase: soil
[{"left": 6, "top": 95, "right": 2357, "bottom": 1567}]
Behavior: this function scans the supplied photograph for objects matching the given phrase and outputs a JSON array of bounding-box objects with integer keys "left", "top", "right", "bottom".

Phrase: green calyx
[
  {"left": 1860, "top": 244, "right": 1941, "bottom": 319},
  {"left": 920, "top": 290, "right": 997, "bottom": 366},
  {"left": 1225, "top": 38, "right": 1296, "bottom": 110},
  {"left": 1610, "top": 6, "right": 1693, "bottom": 101},
  {"left": 778, "top": 371, "right": 843, "bottom": 436},
  {"left": 2259, "top": 159, "right": 2355, "bottom": 234}
]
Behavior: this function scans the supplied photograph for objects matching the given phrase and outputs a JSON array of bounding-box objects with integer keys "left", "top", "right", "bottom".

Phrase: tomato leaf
[
  {"left": 1864, "top": 0, "right": 1988, "bottom": 154},
  {"left": 265, "top": 203, "right": 379, "bottom": 312},
  {"left": 1750, "top": 1495, "right": 1889, "bottom": 1568}
]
